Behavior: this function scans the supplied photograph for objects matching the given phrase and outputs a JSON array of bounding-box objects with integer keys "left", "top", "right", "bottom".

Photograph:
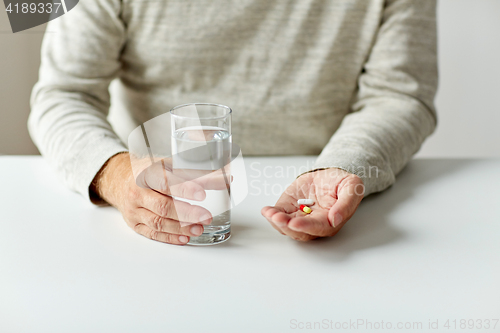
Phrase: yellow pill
[{"left": 302, "top": 206, "right": 312, "bottom": 214}]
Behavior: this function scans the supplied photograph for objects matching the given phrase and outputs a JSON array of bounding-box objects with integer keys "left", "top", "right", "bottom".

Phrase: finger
[
  {"left": 137, "top": 208, "right": 205, "bottom": 237},
  {"left": 328, "top": 178, "right": 364, "bottom": 227},
  {"left": 192, "top": 168, "right": 232, "bottom": 191},
  {"left": 261, "top": 206, "right": 292, "bottom": 226},
  {"left": 268, "top": 189, "right": 300, "bottom": 215},
  {"left": 139, "top": 189, "right": 212, "bottom": 225},
  {"left": 133, "top": 223, "right": 190, "bottom": 245},
  {"left": 167, "top": 178, "right": 207, "bottom": 201},
  {"left": 287, "top": 214, "right": 337, "bottom": 237},
  {"left": 268, "top": 217, "right": 317, "bottom": 241},
  {"left": 279, "top": 223, "right": 317, "bottom": 241},
  {"left": 261, "top": 206, "right": 316, "bottom": 241},
  {"left": 261, "top": 206, "right": 286, "bottom": 233},
  {"left": 140, "top": 162, "right": 207, "bottom": 201},
  {"left": 268, "top": 220, "right": 286, "bottom": 235},
  {"left": 144, "top": 163, "right": 231, "bottom": 198}
]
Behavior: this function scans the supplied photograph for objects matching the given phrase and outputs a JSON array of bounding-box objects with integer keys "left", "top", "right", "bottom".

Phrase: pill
[
  {"left": 297, "top": 199, "right": 314, "bottom": 206},
  {"left": 300, "top": 204, "right": 312, "bottom": 214}
]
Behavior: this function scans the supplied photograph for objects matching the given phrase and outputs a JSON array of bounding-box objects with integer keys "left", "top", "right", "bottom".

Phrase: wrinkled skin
[{"left": 261, "top": 168, "right": 364, "bottom": 241}]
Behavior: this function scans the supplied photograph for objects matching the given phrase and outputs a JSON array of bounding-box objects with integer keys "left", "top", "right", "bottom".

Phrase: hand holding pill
[{"left": 261, "top": 168, "right": 364, "bottom": 241}]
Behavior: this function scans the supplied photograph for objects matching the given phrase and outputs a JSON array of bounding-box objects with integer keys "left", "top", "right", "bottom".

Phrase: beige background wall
[
  {"left": 1, "top": 0, "right": 499, "bottom": 157},
  {"left": 0, "top": 15, "right": 46, "bottom": 155}
]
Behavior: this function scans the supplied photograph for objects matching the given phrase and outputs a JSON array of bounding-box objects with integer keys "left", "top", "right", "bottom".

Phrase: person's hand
[
  {"left": 261, "top": 168, "right": 364, "bottom": 241},
  {"left": 91, "top": 152, "right": 227, "bottom": 245}
]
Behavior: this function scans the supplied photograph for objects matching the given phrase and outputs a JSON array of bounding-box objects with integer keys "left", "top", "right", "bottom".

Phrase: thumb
[{"left": 327, "top": 179, "right": 364, "bottom": 227}]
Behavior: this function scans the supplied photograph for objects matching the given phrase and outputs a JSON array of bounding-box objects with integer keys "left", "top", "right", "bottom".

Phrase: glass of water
[{"left": 170, "top": 103, "right": 232, "bottom": 245}]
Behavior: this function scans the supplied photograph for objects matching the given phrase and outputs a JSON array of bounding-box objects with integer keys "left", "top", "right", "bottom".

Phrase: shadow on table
[{"left": 293, "top": 159, "right": 477, "bottom": 262}]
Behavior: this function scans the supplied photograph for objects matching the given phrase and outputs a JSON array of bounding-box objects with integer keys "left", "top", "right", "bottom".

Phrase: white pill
[{"left": 297, "top": 199, "right": 314, "bottom": 206}]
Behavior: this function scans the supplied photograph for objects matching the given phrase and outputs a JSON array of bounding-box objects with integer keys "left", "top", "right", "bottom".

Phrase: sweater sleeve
[
  {"left": 28, "top": 0, "right": 128, "bottom": 204},
  {"left": 310, "top": 0, "right": 438, "bottom": 196}
]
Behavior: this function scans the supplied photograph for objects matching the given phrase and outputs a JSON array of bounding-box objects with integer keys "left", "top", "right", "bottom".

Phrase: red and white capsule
[{"left": 300, "top": 204, "right": 312, "bottom": 214}]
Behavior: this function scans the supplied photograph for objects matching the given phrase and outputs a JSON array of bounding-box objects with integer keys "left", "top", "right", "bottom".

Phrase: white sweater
[{"left": 29, "top": 0, "right": 438, "bottom": 201}]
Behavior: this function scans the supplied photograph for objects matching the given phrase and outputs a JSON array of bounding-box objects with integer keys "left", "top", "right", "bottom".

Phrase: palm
[
  {"left": 275, "top": 173, "right": 337, "bottom": 221},
  {"left": 261, "top": 168, "right": 364, "bottom": 241}
]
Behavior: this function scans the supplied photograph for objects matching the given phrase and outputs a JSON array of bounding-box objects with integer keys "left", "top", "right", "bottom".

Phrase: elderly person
[{"left": 29, "top": 0, "right": 437, "bottom": 244}]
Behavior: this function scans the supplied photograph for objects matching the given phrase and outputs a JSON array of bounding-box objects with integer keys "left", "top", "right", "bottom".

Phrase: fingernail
[
  {"left": 179, "top": 235, "right": 189, "bottom": 243},
  {"left": 333, "top": 213, "right": 343, "bottom": 227},
  {"left": 199, "top": 213, "right": 212, "bottom": 223},
  {"left": 190, "top": 225, "right": 204, "bottom": 236},
  {"left": 194, "top": 191, "right": 205, "bottom": 201}
]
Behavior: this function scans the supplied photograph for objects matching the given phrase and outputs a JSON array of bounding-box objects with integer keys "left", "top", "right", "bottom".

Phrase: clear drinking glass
[{"left": 170, "top": 103, "right": 232, "bottom": 245}]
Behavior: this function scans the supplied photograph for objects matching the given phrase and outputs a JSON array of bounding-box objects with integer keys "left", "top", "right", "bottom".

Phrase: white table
[{"left": 1, "top": 156, "right": 499, "bottom": 333}]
